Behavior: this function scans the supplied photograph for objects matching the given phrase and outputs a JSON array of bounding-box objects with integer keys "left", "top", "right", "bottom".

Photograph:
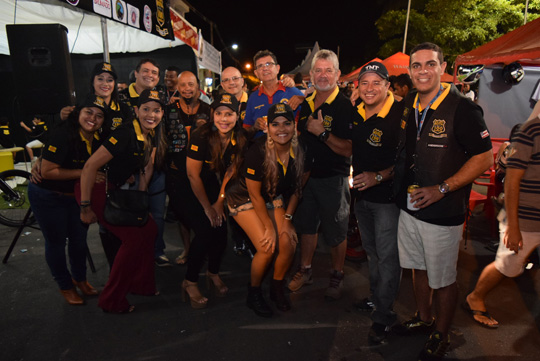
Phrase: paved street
[{"left": 1, "top": 209, "right": 539, "bottom": 361}]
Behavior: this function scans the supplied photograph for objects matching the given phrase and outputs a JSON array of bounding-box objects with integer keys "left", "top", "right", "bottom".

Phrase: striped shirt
[{"left": 507, "top": 116, "right": 540, "bottom": 231}]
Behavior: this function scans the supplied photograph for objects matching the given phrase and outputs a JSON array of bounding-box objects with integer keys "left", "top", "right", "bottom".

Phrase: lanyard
[{"left": 415, "top": 86, "right": 443, "bottom": 140}]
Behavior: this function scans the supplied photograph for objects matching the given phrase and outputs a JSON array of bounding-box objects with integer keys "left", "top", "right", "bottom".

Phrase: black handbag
[{"left": 103, "top": 166, "right": 150, "bottom": 226}]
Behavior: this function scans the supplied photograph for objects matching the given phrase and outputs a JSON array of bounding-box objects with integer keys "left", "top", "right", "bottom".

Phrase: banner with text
[
  {"left": 197, "top": 34, "right": 221, "bottom": 74},
  {"left": 169, "top": 8, "right": 199, "bottom": 51}
]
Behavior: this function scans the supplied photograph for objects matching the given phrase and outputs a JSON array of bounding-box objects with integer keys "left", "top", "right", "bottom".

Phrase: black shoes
[
  {"left": 269, "top": 279, "right": 291, "bottom": 311},
  {"left": 393, "top": 312, "right": 435, "bottom": 335},
  {"left": 368, "top": 322, "right": 390, "bottom": 346},
  {"left": 354, "top": 297, "right": 375, "bottom": 312},
  {"left": 417, "top": 331, "right": 450, "bottom": 360},
  {"left": 247, "top": 284, "right": 273, "bottom": 318}
]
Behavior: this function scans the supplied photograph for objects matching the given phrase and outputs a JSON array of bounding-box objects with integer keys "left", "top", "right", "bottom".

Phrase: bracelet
[
  {"left": 80, "top": 200, "right": 91, "bottom": 206},
  {"left": 284, "top": 213, "right": 293, "bottom": 221}
]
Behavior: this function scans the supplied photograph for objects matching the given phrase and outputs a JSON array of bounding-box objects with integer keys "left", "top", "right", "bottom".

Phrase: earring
[{"left": 267, "top": 135, "right": 274, "bottom": 148}]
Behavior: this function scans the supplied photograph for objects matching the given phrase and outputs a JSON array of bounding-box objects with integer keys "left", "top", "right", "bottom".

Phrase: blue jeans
[
  {"left": 355, "top": 199, "right": 401, "bottom": 326},
  {"left": 28, "top": 183, "right": 88, "bottom": 290},
  {"left": 148, "top": 170, "right": 166, "bottom": 258}
]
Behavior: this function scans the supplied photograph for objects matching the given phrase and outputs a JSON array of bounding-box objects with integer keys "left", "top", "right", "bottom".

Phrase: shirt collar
[
  {"left": 258, "top": 82, "right": 286, "bottom": 97},
  {"left": 79, "top": 130, "right": 100, "bottom": 155},
  {"left": 306, "top": 86, "right": 340, "bottom": 112},
  {"left": 128, "top": 83, "right": 140, "bottom": 98},
  {"left": 413, "top": 83, "right": 451, "bottom": 112},
  {"left": 356, "top": 91, "right": 395, "bottom": 121}
]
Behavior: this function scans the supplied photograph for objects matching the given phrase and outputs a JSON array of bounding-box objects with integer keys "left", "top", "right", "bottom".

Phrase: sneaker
[
  {"left": 324, "top": 270, "right": 344, "bottom": 301},
  {"left": 417, "top": 331, "right": 450, "bottom": 360},
  {"left": 368, "top": 322, "right": 390, "bottom": 346},
  {"left": 392, "top": 312, "right": 435, "bottom": 335},
  {"left": 155, "top": 255, "right": 173, "bottom": 267},
  {"left": 288, "top": 266, "right": 313, "bottom": 292},
  {"left": 354, "top": 297, "right": 375, "bottom": 312}
]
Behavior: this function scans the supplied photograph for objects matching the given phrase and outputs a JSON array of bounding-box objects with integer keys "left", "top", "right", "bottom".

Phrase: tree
[{"left": 376, "top": 0, "right": 540, "bottom": 64}]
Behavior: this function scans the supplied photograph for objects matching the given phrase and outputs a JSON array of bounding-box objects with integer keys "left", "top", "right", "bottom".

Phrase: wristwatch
[
  {"left": 284, "top": 213, "right": 293, "bottom": 221},
  {"left": 438, "top": 182, "right": 450, "bottom": 194},
  {"left": 375, "top": 173, "right": 383, "bottom": 184},
  {"left": 318, "top": 130, "right": 330, "bottom": 142}
]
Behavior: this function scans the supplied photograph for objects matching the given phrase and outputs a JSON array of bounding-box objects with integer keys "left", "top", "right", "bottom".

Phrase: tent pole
[
  {"left": 100, "top": 17, "right": 110, "bottom": 62},
  {"left": 524, "top": 0, "right": 529, "bottom": 25},
  {"left": 402, "top": 0, "right": 411, "bottom": 53}
]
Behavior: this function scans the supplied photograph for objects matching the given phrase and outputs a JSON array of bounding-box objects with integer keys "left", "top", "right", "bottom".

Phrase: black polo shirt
[
  {"left": 352, "top": 93, "right": 403, "bottom": 203},
  {"left": 102, "top": 100, "right": 134, "bottom": 139},
  {"left": 40, "top": 122, "right": 101, "bottom": 193},
  {"left": 102, "top": 119, "right": 149, "bottom": 187},
  {"left": 297, "top": 86, "right": 353, "bottom": 178}
]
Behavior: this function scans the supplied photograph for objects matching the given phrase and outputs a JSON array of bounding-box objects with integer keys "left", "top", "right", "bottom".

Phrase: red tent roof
[
  {"left": 455, "top": 17, "right": 540, "bottom": 67},
  {"left": 339, "top": 58, "right": 382, "bottom": 83},
  {"left": 382, "top": 52, "right": 410, "bottom": 76}
]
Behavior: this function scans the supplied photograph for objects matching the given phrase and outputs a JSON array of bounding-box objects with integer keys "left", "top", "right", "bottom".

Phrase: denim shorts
[{"left": 228, "top": 195, "right": 284, "bottom": 216}]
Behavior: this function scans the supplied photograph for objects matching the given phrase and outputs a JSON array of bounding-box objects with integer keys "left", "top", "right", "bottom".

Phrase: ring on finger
[{"left": 361, "top": 182, "right": 366, "bottom": 187}]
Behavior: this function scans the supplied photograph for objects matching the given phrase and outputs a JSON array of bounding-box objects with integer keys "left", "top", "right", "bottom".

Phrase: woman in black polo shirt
[
  {"left": 181, "top": 93, "right": 248, "bottom": 309},
  {"left": 27, "top": 94, "right": 106, "bottom": 306},
  {"left": 225, "top": 103, "right": 308, "bottom": 317},
  {"left": 79, "top": 89, "right": 165, "bottom": 313}
]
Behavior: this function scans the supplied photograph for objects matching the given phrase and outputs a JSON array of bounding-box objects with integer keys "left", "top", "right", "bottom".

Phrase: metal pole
[
  {"left": 402, "top": 0, "right": 412, "bottom": 53},
  {"left": 100, "top": 17, "right": 110, "bottom": 62},
  {"left": 524, "top": 0, "right": 529, "bottom": 25}
]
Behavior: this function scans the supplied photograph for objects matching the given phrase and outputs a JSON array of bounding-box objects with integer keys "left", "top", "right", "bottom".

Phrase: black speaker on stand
[{"left": 6, "top": 24, "right": 76, "bottom": 117}]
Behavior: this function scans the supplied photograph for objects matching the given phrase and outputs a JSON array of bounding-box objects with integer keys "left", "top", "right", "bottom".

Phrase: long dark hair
[
  {"left": 90, "top": 73, "right": 119, "bottom": 106},
  {"left": 197, "top": 120, "right": 247, "bottom": 179},
  {"left": 65, "top": 106, "right": 89, "bottom": 161}
]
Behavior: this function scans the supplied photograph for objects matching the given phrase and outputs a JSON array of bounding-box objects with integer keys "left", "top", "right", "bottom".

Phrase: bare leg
[
  {"left": 330, "top": 239, "right": 347, "bottom": 272},
  {"left": 299, "top": 233, "right": 317, "bottom": 267},
  {"left": 465, "top": 262, "right": 503, "bottom": 326},
  {"left": 412, "top": 269, "right": 433, "bottom": 322},
  {"left": 433, "top": 282, "right": 458, "bottom": 338},
  {"left": 273, "top": 208, "right": 296, "bottom": 280}
]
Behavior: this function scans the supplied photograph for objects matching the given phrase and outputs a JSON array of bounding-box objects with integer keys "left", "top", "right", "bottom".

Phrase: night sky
[{"left": 184, "top": 0, "right": 398, "bottom": 75}]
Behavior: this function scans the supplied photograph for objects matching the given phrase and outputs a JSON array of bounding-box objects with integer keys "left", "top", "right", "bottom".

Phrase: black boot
[
  {"left": 269, "top": 279, "right": 291, "bottom": 311},
  {"left": 247, "top": 284, "right": 273, "bottom": 318}
]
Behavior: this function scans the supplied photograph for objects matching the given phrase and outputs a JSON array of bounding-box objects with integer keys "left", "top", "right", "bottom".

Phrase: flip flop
[{"left": 462, "top": 301, "right": 499, "bottom": 329}]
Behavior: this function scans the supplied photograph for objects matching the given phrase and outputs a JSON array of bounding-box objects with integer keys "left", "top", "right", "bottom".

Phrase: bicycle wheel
[{"left": 0, "top": 169, "right": 34, "bottom": 227}]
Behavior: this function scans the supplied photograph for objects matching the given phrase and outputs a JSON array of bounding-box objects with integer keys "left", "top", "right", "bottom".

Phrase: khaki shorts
[
  {"left": 228, "top": 195, "right": 284, "bottom": 216},
  {"left": 397, "top": 210, "right": 463, "bottom": 289},
  {"left": 495, "top": 219, "right": 540, "bottom": 277}
]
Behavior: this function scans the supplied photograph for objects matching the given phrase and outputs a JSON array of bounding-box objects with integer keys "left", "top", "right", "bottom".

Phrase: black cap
[
  {"left": 358, "top": 61, "right": 389, "bottom": 81},
  {"left": 81, "top": 94, "right": 107, "bottom": 112},
  {"left": 211, "top": 93, "right": 239, "bottom": 113},
  {"left": 267, "top": 103, "right": 294, "bottom": 124},
  {"left": 138, "top": 89, "right": 166, "bottom": 107},
  {"left": 91, "top": 62, "right": 117, "bottom": 80}
]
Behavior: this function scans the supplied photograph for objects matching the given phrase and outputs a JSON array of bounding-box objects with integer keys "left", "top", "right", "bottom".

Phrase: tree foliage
[{"left": 376, "top": 0, "right": 540, "bottom": 64}]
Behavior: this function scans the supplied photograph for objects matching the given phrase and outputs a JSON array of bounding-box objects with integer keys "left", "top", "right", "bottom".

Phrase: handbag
[{"left": 103, "top": 167, "right": 150, "bottom": 227}]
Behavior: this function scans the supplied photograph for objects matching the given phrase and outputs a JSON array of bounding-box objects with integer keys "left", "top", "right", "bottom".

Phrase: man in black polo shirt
[
  {"left": 394, "top": 43, "right": 493, "bottom": 360},
  {"left": 289, "top": 49, "right": 353, "bottom": 301},
  {"left": 351, "top": 61, "right": 403, "bottom": 345}
]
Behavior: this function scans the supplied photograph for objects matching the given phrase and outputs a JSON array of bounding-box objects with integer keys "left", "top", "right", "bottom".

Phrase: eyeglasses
[
  {"left": 256, "top": 62, "right": 276, "bottom": 70},
  {"left": 313, "top": 68, "right": 336, "bottom": 75},
  {"left": 221, "top": 76, "right": 243, "bottom": 84}
]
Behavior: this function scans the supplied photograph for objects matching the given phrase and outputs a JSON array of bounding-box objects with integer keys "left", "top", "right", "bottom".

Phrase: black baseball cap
[
  {"left": 81, "top": 94, "right": 107, "bottom": 112},
  {"left": 267, "top": 103, "right": 294, "bottom": 124},
  {"left": 358, "top": 61, "right": 389, "bottom": 81},
  {"left": 138, "top": 89, "right": 166, "bottom": 107},
  {"left": 91, "top": 62, "right": 118, "bottom": 80},
  {"left": 211, "top": 93, "right": 240, "bottom": 113}
]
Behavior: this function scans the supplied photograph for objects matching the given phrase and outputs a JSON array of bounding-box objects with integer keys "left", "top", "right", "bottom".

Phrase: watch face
[
  {"left": 375, "top": 174, "right": 383, "bottom": 182},
  {"left": 439, "top": 183, "right": 450, "bottom": 193}
]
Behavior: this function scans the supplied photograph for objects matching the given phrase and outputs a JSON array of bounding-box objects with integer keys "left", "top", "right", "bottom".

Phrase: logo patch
[
  {"left": 322, "top": 115, "right": 332, "bottom": 129},
  {"left": 109, "top": 137, "right": 118, "bottom": 145},
  {"left": 48, "top": 145, "right": 57, "bottom": 153},
  {"left": 401, "top": 120, "right": 407, "bottom": 129},
  {"left": 480, "top": 130, "right": 490, "bottom": 139},
  {"left": 247, "top": 168, "right": 255, "bottom": 175},
  {"left": 221, "top": 94, "right": 233, "bottom": 105},
  {"left": 367, "top": 128, "right": 383, "bottom": 147},
  {"left": 190, "top": 144, "right": 199, "bottom": 151},
  {"left": 429, "top": 119, "right": 447, "bottom": 138}
]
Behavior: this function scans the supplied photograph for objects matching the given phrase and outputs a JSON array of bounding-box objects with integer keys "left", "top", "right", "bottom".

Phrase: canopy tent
[
  {"left": 454, "top": 17, "right": 540, "bottom": 67},
  {"left": 382, "top": 52, "right": 409, "bottom": 77},
  {"left": 339, "top": 58, "right": 383, "bottom": 83},
  {"left": 0, "top": 0, "right": 186, "bottom": 55},
  {"left": 285, "top": 42, "right": 320, "bottom": 76}
]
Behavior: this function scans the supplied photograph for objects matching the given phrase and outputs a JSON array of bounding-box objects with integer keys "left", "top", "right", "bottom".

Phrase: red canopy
[
  {"left": 339, "top": 58, "right": 382, "bottom": 83},
  {"left": 455, "top": 17, "right": 540, "bottom": 67},
  {"left": 382, "top": 52, "right": 410, "bottom": 76}
]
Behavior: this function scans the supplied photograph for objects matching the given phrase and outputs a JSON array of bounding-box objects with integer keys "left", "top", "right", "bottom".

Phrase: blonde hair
[{"left": 263, "top": 129, "right": 304, "bottom": 199}]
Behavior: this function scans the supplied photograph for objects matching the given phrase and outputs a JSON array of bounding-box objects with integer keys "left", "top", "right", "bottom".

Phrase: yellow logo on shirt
[
  {"left": 190, "top": 144, "right": 199, "bottom": 152},
  {"left": 48, "top": 145, "right": 57, "bottom": 153},
  {"left": 247, "top": 168, "right": 255, "bottom": 175},
  {"left": 109, "top": 137, "right": 118, "bottom": 145}
]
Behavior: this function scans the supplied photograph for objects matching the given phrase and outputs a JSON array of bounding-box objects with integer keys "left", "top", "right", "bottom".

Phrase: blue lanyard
[{"left": 415, "top": 86, "right": 443, "bottom": 140}]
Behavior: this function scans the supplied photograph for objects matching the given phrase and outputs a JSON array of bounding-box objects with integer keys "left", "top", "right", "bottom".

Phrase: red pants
[{"left": 76, "top": 181, "right": 157, "bottom": 312}]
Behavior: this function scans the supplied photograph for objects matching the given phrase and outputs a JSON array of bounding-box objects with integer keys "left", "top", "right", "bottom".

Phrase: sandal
[
  {"left": 206, "top": 271, "right": 228, "bottom": 297},
  {"left": 175, "top": 251, "right": 188, "bottom": 265},
  {"left": 182, "top": 280, "right": 208, "bottom": 309},
  {"left": 462, "top": 301, "right": 499, "bottom": 328}
]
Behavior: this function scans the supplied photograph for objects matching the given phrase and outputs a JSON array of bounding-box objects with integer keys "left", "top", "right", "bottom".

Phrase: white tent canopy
[{"left": 0, "top": 0, "right": 185, "bottom": 55}]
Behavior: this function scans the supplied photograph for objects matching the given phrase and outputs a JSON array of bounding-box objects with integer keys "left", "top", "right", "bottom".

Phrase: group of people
[{"left": 23, "top": 40, "right": 540, "bottom": 361}]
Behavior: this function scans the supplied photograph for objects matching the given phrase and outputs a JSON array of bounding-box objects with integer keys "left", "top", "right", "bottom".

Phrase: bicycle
[{"left": 0, "top": 169, "right": 34, "bottom": 227}]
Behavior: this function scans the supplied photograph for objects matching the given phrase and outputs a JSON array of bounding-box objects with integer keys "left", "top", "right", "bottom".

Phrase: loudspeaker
[{"left": 6, "top": 24, "right": 76, "bottom": 115}]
